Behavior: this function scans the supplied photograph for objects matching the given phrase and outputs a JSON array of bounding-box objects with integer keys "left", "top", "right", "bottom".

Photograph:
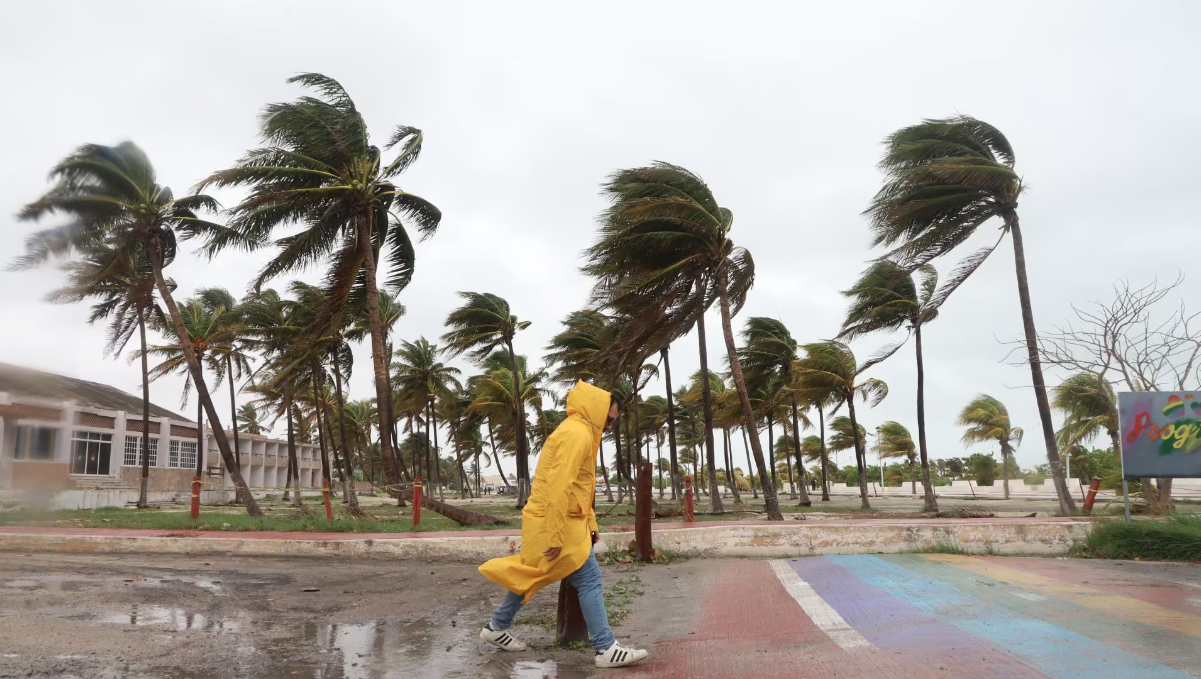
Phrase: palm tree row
[{"left": 14, "top": 71, "right": 1091, "bottom": 518}]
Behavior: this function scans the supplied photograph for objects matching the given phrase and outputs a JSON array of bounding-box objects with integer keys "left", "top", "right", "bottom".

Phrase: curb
[{"left": 0, "top": 520, "right": 1094, "bottom": 561}]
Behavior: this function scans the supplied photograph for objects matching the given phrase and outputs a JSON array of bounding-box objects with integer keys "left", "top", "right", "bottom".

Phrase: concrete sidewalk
[{"left": 0, "top": 517, "right": 1096, "bottom": 560}]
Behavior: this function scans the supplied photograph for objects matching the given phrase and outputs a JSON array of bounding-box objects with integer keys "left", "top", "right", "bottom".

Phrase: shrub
[
  {"left": 1073, "top": 515, "right": 1201, "bottom": 561},
  {"left": 1024, "top": 473, "right": 1046, "bottom": 485}
]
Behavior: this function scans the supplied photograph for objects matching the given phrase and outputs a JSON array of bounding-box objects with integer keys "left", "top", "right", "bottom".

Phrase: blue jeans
[{"left": 489, "top": 551, "right": 614, "bottom": 652}]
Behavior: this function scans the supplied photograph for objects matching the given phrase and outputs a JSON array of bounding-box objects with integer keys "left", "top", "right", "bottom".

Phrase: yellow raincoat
[{"left": 479, "top": 380, "right": 608, "bottom": 603}]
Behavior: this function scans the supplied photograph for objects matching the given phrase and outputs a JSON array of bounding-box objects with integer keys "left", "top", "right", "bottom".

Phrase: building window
[
  {"left": 13, "top": 426, "right": 55, "bottom": 461},
  {"left": 123, "top": 436, "right": 159, "bottom": 467},
  {"left": 70, "top": 431, "right": 113, "bottom": 475},
  {"left": 168, "top": 440, "right": 198, "bottom": 470}
]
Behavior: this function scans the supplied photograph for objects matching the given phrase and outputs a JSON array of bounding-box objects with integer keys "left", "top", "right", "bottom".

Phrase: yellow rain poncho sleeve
[{"left": 478, "top": 380, "right": 610, "bottom": 603}]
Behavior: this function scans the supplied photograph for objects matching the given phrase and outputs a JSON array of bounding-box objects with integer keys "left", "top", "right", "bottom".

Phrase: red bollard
[
  {"left": 190, "top": 476, "right": 201, "bottom": 519},
  {"left": 321, "top": 478, "right": 333, "bottom": 520},
  {"left": 1082, "top": 476, "right": 1102, "bottom": 515},
  {"left": 412, "top": 476, "right": 423, "bottom": 527},
  {"left": 683, "top": 475, "right": 695, "bottom": 523}
]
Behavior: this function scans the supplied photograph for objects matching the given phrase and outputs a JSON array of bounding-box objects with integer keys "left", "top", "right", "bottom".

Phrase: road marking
[
  {"left": 925, "top": 554, "right": 1201, "bottom": 640},
  {"left": 768, "top": 559, "right": 872, "bottom": 651},
  {"left": 1010, "top": 590, "right": 1048, "bottom": 602}
]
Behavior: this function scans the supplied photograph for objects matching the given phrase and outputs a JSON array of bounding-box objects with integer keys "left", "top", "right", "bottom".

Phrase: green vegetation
[
  {"left": 1072, "top": 515, "right": 1201, "bottom": 561},
  {"left": 514, "top": 612, "right": 556, "bottom": 630},
  {"left": 603, "top": 576, "right": 644, "bottom": 626}
]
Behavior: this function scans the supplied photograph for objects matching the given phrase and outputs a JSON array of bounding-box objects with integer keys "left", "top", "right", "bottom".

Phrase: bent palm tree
[
  {"left": 794, "top": 342, "right": 887, "bottom": 509},
  {"left": 46, "top": 240, "right": 166, "bottom": 508},
  {"left": 1053, "top": 373, "right": 1121, "bottom": 470},
  {"left": 13, "top": 142, "right": 261, "bottom": 515},
  {"left": 874, "top": 421, "right": 918, "bottom": 495},
  {"left": 199, "top": 73, "right": 441, "bottom": 491},
  {"left": 866, "top": 115, "right": 1075, "bottom": 514},
  {"left": 585, "top": 163, "right": 776, "bottom": 518},
  {"left": 839, "top": 261, "right": 950, "bottom": 511},
  {"left": 443, "top": 293, "right": 532, "bottom": 504},
  {"left": 957, "top": 394, "right": 1022, "bottom": 500}
]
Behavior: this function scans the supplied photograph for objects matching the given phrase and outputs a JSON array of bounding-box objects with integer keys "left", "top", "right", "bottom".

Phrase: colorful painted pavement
[{"left": 628, "top": 555, "right": 1201, "bottom": 679}]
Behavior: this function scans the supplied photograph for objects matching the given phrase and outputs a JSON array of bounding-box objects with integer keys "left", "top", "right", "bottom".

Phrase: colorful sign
[{"left": 1117, "top": 391, "right": 1201, "bottom": 478}]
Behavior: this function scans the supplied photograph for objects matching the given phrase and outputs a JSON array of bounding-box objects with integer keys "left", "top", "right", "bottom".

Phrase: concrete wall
[{"left": 118, "top": 467, "right": 196, "bottom": 492}]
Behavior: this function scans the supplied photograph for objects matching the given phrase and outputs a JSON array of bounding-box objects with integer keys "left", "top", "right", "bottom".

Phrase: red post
[
  {"left": 635, "top": 462, "right": 654, "bottom": 561},
  {"left": 683, "top": 474, "right": 695, "bottom": 523},
  {"left": 321, "top": 477, "right": 333, "bottom": 520},
  {"left": 190, "top": 476, "right": 201, "bottom": 519},
  {"left": 1082, "top": 476, "right": 1103, "bottom": 515},
  {"left": 412, "top": 476, "right": 423, "bottom": 527}
]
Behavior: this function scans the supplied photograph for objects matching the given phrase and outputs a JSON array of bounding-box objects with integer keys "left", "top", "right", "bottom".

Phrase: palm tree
[
  {"left": 199, "top": 73, "right": 441, "bottom": 494},
  {"left": 866, "top": 115, "right": 1075, "bottom": 514},
  {"left": 1052, "top": 373, "right": 1121, "bottom": 469},
  {"left": 46, "top": 239, "right": 166, "bottom": 508},
  {"left": 957, "top": 394, "right": 1022, "bottom": 500},
  {"left": 584, "top": 163, "right": 776, "bottom": 518},
  {"left": 237, "top": 404, "right": 265, "bottom": 436},
  {"left": 738, "top": 317, "right": 813, "bottom": 506},
  {"left": 799, "top": 434, "right": 828, "bottom": 494},
  {"left": 348, "top": 288, "right": 406, "bottom": 485},
  {"left": 828, "top": 416, "right": 867, "bottom": 490},
  {"left": 392, "top": 338, "right": 462, "bottom": 498},
  {"left": 794, "top": 342, "right": 887, "bottom": 509},
  {"left": 839, "top": 261, "right": 949, "bottom": 511},
  {"left": 13, "top": 142, "right": 260, "bottom": 515},
  {"left": 442, "top": 292, "right": 533, "bottom": 506},
  {"left": 874, "top": 421, "right": 918, "bottom": 495},
  {"left": 193, "top": 288, "right": 254, "bottom": 502}
]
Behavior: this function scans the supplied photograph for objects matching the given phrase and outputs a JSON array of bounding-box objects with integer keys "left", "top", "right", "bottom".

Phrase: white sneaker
[
  {"left": 594, "top": 642, "right": 649, "bottom": 668},
  {"left": 479, "top": 623, "right": 527, "bottom": 652}
]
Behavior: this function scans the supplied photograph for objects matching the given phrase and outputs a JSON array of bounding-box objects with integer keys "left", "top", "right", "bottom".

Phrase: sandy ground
[{"left": 0, "top": 552, "right": 699, "bottom": 678}]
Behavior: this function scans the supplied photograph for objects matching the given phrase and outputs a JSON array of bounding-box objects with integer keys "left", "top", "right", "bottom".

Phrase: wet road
[{"left": 0, "top": 552, "right": 1198, "bottom": 678}]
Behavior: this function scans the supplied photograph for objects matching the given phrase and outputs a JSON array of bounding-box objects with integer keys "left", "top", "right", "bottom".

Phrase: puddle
[
  {"left": 95, "top": 605, "right": 243, "bottom": 633},
  {"left": 4, "top": 576, "right": 89, "bottom": 591}
]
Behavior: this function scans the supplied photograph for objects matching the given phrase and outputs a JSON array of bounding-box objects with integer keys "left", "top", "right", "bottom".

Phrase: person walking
[{"left": 478, "top": 381, "right": 648, "bottom": 668}]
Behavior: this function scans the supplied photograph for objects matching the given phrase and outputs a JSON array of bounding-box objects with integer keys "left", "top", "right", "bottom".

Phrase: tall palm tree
[
  {"left": 199, "top": 73, "right": 441, "bottom": 493},
  {"left": 193, "top": 288, "right": 255, "bottom": 502},
  {"left": 866, "top": 115, "right": 1075, "bottom": 514},
  {"left": 828, "top": 416, "right": 867, "bottom": 487},
  {"left": 839, "top": 261, "right": 949, "bottom": 511},
  {"left": 799, "top": 434, "right": 828, "bottom": 494},
  {"left": 584, "top": 163, "right": 776, "bottom": 518},
  {"left": 1052, "top": 373, "right": 1121, "bottom": 469},
  {"left": 874, "top": 421, "right": 918, "bottom": 495},
  {"left": 347, "top": 288, "right": 406, "bottom": 485},
  {"left": 392, "top": 338, "right": 462, "bottom": 497},
  {"left": 237, "top": 404, "right": 265, "bottom": 435},
  {"left": 13, "top": 142, "right": 260, "bottom": 515},
  {"left": 442, "top": 292, "right": 533, "bottom": 505},
  {"left": 46, "top": 240, "right": 167, "bottom": 508},
  {"left": 794, "top": 342, "right": 887, "bottom": 509},
  {"left": 957, "top": 394, "right": 1022, "bottom": 500},
  {"left": 738, "top": 317, "right": 813, "bottom": 506}
]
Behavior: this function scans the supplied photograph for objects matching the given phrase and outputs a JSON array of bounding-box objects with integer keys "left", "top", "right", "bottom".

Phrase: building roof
[{"left": 0, "top": 362, "right": 189, "bottom": 422}]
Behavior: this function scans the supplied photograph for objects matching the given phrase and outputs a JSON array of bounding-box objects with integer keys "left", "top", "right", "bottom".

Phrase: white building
[{"left": 0, "top": 362, "right": 319, "bottom": 495}]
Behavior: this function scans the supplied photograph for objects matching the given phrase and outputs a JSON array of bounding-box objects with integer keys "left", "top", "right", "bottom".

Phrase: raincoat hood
[{"left": 565, "top": 380, "right": 612, "bottom": 434}]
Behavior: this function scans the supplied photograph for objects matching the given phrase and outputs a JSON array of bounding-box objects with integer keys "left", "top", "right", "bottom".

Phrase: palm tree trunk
[
  {"left": 742, "top": 426, "right": 758, "bottom": 499},
  {"left": 504, "top": 339, "right": 529, "bottom": 508},
  {"left": 845, "top": 397, "right": 872, "bottom": 510},
  {"left": 1000, "top": 440, "right": 1012, "bottom": 500},
  {"left": 910, "top": 458, "right": 917, "bottom": 495},
  {"left": 431, "top": 403, "right": 444, "bottom": 502},
  {"left": 694, "top": 313, "right": 725, "bottom": 513},
  {"left": 1007, "top": 215, "right": 1077, "bottom": 515},
  {"left": 312, "top": 374, "right": 332, "bottom": 490},
  {"left": 818, "top": 408, "right": 831, "bottom": 501},
  {"left": 136, "top": 308, "right": 151, "bottom": 509},
  {"left": 224, "top": 355, "right": 246, "bottom": 506},
  {"left": 197, "top": 399, "right": 204, "bottom": 478},
  {"left": 790, "top": 396, "right": 812, "bottom": 507},
  {"left": 662, "top": 347, "right": 680, "bottom": 500},
  {"left": 356, "top": 217, "right": 398, "bottom": 487},
  {"left": 487, "top": 418, "right": 510, "bottom": 491},
  {"left": 146, "top": 245, "right": 260, "bottom": 516},
  {"left": 599, "top": 439, "right": 614, "bottom": 502},
  {"left": 717, "top": 285, "right": 780, "bottom": 520},
  {"left": 331, "top": 353, "right": 359, "bottom": 510},
  {"left": 913, "top": 325, "right": 938, "bottom": 512},
  {"left": 613, "top": 419, "right": 625, "bottom": 504},
  {"left": 767, "top": 415, "right": 777, "bottom": 494},
  {"left": 725, "top": 428, "right": 742, "bottom": 503},
  {"left": 287, "top": 398, "right": 302, "bottom": 507}
]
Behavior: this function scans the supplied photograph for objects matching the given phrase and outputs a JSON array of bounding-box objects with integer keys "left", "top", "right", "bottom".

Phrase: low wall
[
  {"left": 118, "top": 467, "right": 196, "bottom": 492},
  {"left": 0, "top": 520, "right": 1095, "bottom": 561},
  {"left": 0, "top": 488, "right": 236, "bottom": 511}
]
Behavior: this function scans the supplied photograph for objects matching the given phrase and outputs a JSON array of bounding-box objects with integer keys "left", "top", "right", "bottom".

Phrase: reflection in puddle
[
  {"left": 4, "top": 576, "right": 89, "bottom": 591},
  {"left": 510, "top": 659, "right": 559, "bottom": 678},
  {"left": 96, "top": 605, "right": 242, "bottom": 633}
]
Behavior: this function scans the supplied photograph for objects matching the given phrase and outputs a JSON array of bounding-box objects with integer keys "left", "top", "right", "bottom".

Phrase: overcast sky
[{"left": 3, "top": 1, "right": 1199, "bottom": 480}]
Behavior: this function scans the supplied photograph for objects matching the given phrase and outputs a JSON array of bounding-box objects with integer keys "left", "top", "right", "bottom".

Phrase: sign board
[{"left": 1117, "top": 391, "right": 1201, "bottom": 479}]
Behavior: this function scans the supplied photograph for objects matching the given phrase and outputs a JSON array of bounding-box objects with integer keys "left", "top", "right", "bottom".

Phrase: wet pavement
[{"left": 0, "top": 551, "right": 1198, "bottom": 677}]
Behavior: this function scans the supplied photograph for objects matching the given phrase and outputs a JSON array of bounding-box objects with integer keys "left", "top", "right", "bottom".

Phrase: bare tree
[{"left": 1015, "top": 276, "right": 1200, "bottom": 511}]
